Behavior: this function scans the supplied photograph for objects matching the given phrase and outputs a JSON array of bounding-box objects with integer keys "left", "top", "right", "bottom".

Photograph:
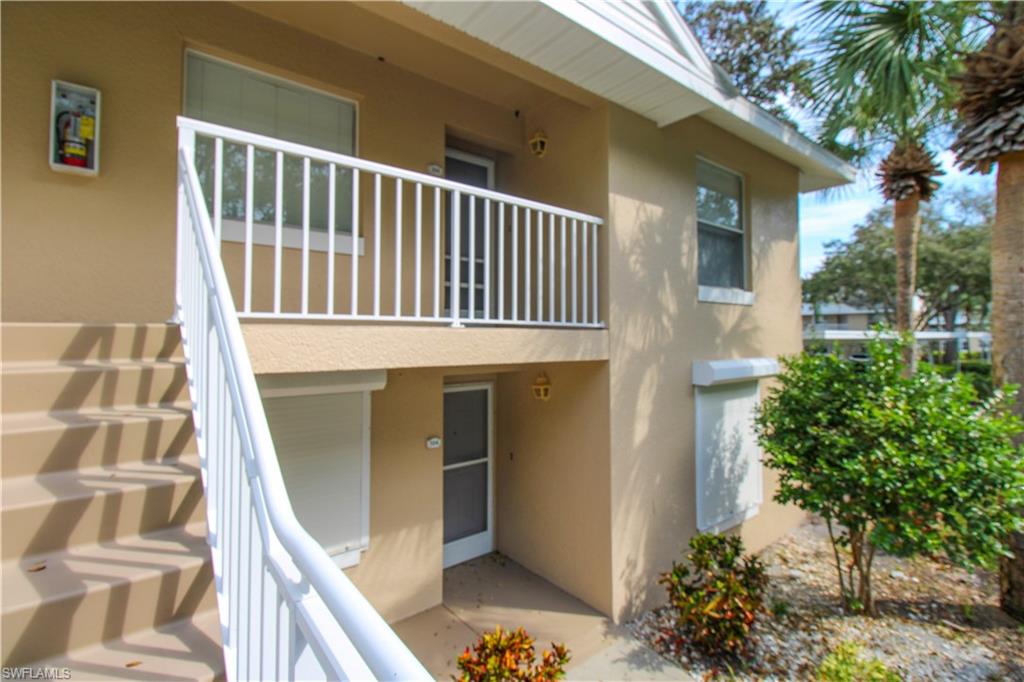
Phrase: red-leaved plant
[
  {"left": 659, "top": 533, "right": 767, "bottom": 656},
  {"left": 454, "top": 625, "right": 570, "bottom": 682}
]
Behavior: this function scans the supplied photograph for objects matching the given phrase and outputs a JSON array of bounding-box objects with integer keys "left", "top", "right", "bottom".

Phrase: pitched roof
[{"left": 405, "top": 0, "right": 855, "bottom": 192}]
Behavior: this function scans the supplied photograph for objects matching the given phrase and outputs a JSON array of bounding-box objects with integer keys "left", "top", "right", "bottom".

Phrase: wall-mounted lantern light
[
  {"left": 531, "top": 372, "right": 551, "bottom": 401},
  {"left": 528, "top": 130, "right": 548, "bottom": 158}
]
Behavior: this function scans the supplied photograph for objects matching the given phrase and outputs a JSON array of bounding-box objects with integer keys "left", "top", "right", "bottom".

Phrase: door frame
[
  {"left": 442, "top": 381, "right": 496, "bottom": 569},
  {"left": 444, "top": 148, "right": 495, "bottom": 189}
]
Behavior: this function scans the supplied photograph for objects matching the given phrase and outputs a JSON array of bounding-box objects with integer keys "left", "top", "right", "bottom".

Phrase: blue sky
[
  {"left": 766, "top": 2, "right": 995, "bottom": 277},
  {"left": 798, "top": 153, "right": 994, "bottom": 277}
]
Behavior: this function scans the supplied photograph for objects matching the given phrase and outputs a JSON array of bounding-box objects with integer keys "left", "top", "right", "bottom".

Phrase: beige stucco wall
[
  {"left": 1, "top": 2, "right": 603, "bottom": 323},
  {"left": 343, "top": 367, "right": 445, "bottom": 622},
  {"left": 341, "top": 361, "right": 613, "bottom": 623},
  {"left": 242, "top": 323, "right": 609, "bottom": 374},
  {"left": 606, "top": 106, "right": 806, "bottom": 620},
  {"left": 495, "top": 362, "right": 613, "bottom": 616}
]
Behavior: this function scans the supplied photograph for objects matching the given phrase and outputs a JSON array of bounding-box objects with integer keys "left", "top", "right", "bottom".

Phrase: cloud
[{"left": 800, "top": 193, "right": 878, "bottom": 238}]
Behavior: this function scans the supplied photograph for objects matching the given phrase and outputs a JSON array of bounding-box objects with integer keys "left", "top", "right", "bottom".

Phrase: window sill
[
  {"left": 698, "top": 285, "right": 755, "bottom": 306},
  {"left": 222, "top": 218, "right": 364, "bottom": 256}
]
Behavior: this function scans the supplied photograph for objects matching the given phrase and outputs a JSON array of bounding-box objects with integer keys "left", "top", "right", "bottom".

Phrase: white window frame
[
  {"left": 183, "top": 49, "right": 364, "bottom": 256},
  {"left": 696, "top": 156, "right": 751, "bottom": 304},
  {"left": 259, "top": 370, "right": 383, "bottom": 568}
]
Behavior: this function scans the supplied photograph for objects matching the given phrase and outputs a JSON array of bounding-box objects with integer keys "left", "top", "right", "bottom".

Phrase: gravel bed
[{"left": 630, "top": 518, "right": 1024, "bottom": 680}]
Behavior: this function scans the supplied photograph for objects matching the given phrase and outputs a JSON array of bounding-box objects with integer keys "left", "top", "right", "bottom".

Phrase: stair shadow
[{"left": 3, "top": 324, "right": 217, "bottom": 671}]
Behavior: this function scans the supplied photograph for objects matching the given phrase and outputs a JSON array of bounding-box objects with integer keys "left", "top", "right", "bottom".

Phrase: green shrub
[
  {"left": 818, "top": 642, "right": 900, "bottom": 682},
  {"left": 924, "top": 360, "right": 993, "bottom": 399},
  {"left": 958, "top": 360, "right": 993, "bottom": 398},
  {"left": 756, "top": 336, "right": 1024, "bottom": 615},
  {"left": 455, "top": 626, "right": 569, "bottom": 682},
  {"left": 659, "top": 534, "right": 767, "bottom": 656}
]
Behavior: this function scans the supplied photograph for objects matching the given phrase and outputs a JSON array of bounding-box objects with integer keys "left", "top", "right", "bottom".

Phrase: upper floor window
[
  {"left": 697, "top": 160, "right": 746, "bottom": 290},
  {"left": 184, "top": 51, "right": 357, "bottom": 236}
]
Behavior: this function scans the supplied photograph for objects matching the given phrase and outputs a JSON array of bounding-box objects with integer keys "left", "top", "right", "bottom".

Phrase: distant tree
[
  {"left": 804, "top": 212, "right": 897, "bottom": 320},
  {"left": 807, "top": 1, "right": 982, "bottom": 371},
  {"left": 679, "top": 1, "right": 813, "bottom": 127},
  {"left": 805, "top": 188, "right": 993, "bottom": 338},
  {"left": 917, "top": 191, "right": 992, "bottom": 335}
]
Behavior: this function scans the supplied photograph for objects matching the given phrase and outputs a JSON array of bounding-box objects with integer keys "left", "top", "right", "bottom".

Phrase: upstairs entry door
[{"left": 444, "top": 150, "right": 494, "bottom": 319}]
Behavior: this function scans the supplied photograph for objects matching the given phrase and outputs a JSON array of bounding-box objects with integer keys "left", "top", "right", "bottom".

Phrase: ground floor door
[{"left": 442, "top": 383, "right": 494, "bottom": 568}]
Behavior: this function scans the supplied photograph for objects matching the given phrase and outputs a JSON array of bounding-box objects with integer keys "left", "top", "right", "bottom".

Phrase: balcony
[{"left": 178, "top": 117, "right": 605, "bottom": 336}]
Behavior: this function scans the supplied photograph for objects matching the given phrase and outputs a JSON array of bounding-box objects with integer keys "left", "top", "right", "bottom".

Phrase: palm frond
[{"left": 807, "top": 1, "right": 979, "bottom": 154}]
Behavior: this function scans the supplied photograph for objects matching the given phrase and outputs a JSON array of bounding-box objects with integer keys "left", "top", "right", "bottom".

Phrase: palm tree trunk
[
  {"left": 894, "top": 192, "right": 921, "bottom": 372},
  {"left": 994, "top": 151, "right": 1024, "bottom": 620}
]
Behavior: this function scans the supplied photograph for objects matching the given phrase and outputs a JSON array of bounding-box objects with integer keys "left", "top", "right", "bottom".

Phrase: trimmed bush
[
  {"left": 659, "top": 533, "right": 767, "bottom": 656},
  {"left": 756, "top": 336, "right": 1024, "bottom": 615},
  {"left": 455, "top": 626, "right": 569, "bottom": 682}
]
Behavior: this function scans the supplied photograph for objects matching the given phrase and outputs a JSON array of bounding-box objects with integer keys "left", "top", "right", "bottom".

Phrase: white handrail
[
  {"left": 178, "top": 116, "right": 605, "bottom": 329},
  {"left": 177, "top": 132, "right": 431, "bottom": 680},
  {"left": 178, "top": 116, "right": 603, "bottom": 225}
]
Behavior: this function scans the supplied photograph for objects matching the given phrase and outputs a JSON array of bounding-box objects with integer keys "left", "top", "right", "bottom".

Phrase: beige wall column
[
  {"left": 344, "top": 367, "right": 445, "bottom": 623},
  {"left": 495, "top": 362, "right": 614, "bottom": 617},
  {"left": 605, "top": 106, "right": 806, "bottom": 621}
]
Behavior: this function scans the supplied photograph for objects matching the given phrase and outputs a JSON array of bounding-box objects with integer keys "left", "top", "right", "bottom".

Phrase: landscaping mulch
[{"left": 631, "top": 517, "right": 1024, "bottom": 681}]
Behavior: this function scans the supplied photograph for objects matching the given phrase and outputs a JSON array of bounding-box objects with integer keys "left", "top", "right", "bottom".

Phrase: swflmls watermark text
[{"left": 1, "top": 668, "right": 72, "bottom": 680}]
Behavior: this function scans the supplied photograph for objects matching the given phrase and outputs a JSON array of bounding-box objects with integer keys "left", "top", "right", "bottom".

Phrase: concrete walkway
[{"left": 393, "top": 553, "right": 695, "bottom": 681}]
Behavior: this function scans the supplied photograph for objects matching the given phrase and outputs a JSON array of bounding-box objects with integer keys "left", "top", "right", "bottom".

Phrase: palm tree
[
  {"left": 951, "top": 2, "right": 1024, "bottom": 620},
  {"left": 807, "top": 1, "right": 978, "bottom": 370}
]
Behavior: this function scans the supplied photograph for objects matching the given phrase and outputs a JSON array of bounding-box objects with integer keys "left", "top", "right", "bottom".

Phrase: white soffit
[
  {"left": 404, "top": 0, "right": 855, "bottom": 192},
  {"left": 693, "top": 358, "right": 779, "bottom": 387}
]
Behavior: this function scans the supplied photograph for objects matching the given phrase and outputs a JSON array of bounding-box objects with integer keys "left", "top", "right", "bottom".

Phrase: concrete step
[
  {"left": 28, "top": 608, "right": 224, "bottom": 681},
  {"left": 1, "top": 323, "right": 183, "bottom": 364},
  {"left": 1, "top": 360, "right": 189, "bottom": 414},
  {"left": 1, "top": 456, "right": 205, "bottom": 557},
  {"left": 1, "top": 523, "right": 215, "bottom": 666},
  {"left": 1, "top": 402, "right": 196, "bottom": 479}
]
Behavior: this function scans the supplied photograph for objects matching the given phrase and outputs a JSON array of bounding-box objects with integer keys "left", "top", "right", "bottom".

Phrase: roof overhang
[{"left": 404, "top": 0, "right": 855, "bottom": 192}]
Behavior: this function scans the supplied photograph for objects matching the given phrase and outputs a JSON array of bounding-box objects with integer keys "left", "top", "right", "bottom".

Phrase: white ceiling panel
[{"left": 404, "top": 0, "right": 855, "bottom": 190}]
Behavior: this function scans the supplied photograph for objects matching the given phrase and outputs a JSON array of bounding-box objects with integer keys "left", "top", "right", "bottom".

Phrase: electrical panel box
[{"left": 50, "top": 80, "right": 100, "bottom": 176}]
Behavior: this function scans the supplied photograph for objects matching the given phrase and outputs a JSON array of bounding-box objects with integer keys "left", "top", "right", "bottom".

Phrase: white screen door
[
  {"left": 442, "top": 383, "right": 494, "bottom": 568},
  {"left": 444, "top": 150, "right": 494, "bottom": 318}
]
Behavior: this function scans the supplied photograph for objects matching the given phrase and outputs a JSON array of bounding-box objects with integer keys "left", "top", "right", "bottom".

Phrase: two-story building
[{"left": 1, "top": 2, "right": 854, "bottom": 678}]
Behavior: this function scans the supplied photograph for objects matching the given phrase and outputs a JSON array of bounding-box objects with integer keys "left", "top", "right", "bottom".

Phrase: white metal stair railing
[
  {"left": 176, "top": 128, "right": 431, "bottom": 681},
  {"left": 177, "top": 116, "right": 604, "bottom": 328}
]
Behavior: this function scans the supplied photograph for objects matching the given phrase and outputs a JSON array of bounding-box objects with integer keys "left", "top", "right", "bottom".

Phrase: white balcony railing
[
  {"left": 177, "top": 116, "right": 605, "bottom": 328},
  {"left": 177, "top": 128, "right": 431, "bottom": 680}
]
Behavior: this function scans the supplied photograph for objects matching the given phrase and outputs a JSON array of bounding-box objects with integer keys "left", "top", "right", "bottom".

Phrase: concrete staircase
[{"left": 1, "top": 323, "right": 224, "bottom": 680}]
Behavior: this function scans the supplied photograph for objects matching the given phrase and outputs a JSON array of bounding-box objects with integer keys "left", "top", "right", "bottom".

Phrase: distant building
[{"left": 801, "top": 303, "right": 887, "bottom": 332}]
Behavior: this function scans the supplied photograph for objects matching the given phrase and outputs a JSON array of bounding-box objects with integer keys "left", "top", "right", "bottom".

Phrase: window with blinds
[
  {"left": 184, "top": 52, "right": 357, "bottom": 236},
  {"left": 696, "top": 160, "right": 746, "bottom": 289},
  {"left": 261, "top": 391, "right": 369, "bottom": 566}
]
